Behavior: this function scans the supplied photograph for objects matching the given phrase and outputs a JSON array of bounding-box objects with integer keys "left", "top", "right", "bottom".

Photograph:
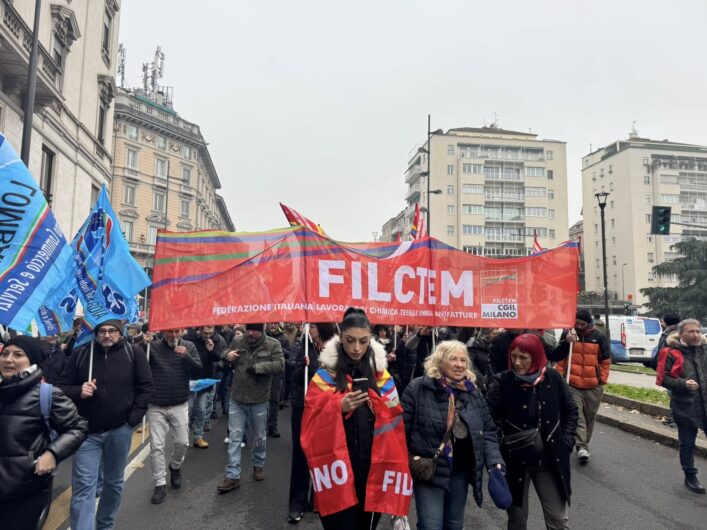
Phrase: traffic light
[
  {"left": 650, "top": 205, "right": 671, "bottom": 235},
  {"left": 623, "top": 301, "right": 631, "bottom": 315}
]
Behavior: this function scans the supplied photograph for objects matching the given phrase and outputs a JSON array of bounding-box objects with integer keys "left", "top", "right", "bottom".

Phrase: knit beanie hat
[
  {"left": 95, "top": 319, "right": 124, "bottom": 335},
  {"left": 245, "top": 323, "right": 264, "bottom": 332},
  {"left": 576, "top": 309, "right": 593, "bottom": 324},
  {"left": 4, "top": 336, "right": 48, "bottom": 366}
]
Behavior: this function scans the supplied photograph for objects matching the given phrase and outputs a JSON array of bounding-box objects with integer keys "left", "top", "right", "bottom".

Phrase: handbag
[
  {"left": 502, "top": 402, "right": 543, "bottom": 462},
  {"left": 408, "top": 427, "right": 452, "bottom": 482}
]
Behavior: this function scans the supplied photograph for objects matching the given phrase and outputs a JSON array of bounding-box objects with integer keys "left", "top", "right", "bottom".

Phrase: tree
[{"left": 641, "top": 238, "right": 707, "bottom": 322}]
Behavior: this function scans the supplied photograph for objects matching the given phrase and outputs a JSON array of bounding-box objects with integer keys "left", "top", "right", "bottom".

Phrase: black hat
[
  {"left": 94, "top": 319, "right": 124, "bottom": 335},
  {"left": 4, "top": 336, "right": 48, "bottom": 366},
  {"left": 576, "top": 309, "right": 593, "bottom": 324},
  {"left": 245, "top": 323, "right": 264, "bottom": 332}
]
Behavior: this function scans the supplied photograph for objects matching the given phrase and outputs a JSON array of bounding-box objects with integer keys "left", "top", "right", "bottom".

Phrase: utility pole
[{"left": 20, "top": 0, "right": 42, "bottom": 165}]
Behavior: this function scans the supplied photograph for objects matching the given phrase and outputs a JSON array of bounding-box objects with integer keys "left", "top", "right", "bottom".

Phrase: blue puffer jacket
[{"left": 402, "top": 375, "right": 504, "bottom": 506}]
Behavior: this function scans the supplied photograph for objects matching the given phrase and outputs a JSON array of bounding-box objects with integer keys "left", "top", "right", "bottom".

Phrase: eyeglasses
[
  {"left": 343, "top": 335, "right": 371, "bottom": 347},
  {"left": 97, "top": 328, "right": 120, "bottom": 336}
]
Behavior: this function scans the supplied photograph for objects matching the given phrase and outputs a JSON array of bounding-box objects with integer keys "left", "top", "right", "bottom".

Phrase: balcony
[
  {"left": 485, "top": 192, "right": 524, "bottom": 202},
  {"left": 406, "top": 184, "right": 421, "bottom": 202},
  {"left": 681, "top": 201, "right": 707, "bottom": 211},
  {"left": 485, "top": 233, "right": 524, "bottom": 242},
  {"left": 484, "top": 170, "right": 523, "bottom": 182},
  {"left": 484, "top": 213, "right": 525, "bottom": 223},
  {"left": 405, "top": 165, "right": 425, "bottom": 184}
]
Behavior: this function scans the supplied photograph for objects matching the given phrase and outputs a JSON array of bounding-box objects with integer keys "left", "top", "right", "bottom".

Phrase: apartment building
[
  {"left": 111, "top": 87, "right": 234, "bottom": 268},
  {"left": 0, "top": 0, "right": 121, "bottom": 235},
  {"left": 581, "top": 131, "right": 707, "bottom": 307},
  {"left": 397, "top": 125, "right": 568, "bottom": 255}
]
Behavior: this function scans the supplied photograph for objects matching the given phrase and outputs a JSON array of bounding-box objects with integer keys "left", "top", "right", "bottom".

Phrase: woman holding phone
[{"left": 301, "top": 308, "right": 410, "bottom": 530}]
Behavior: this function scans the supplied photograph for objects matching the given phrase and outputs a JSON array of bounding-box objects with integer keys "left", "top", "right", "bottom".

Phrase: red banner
[{"left": 149, "top": 227, "right": 578, "bottom": 330}]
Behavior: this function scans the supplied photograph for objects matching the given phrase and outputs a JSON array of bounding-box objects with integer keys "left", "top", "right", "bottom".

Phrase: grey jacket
[{"left": 223, "top": 334, "right": 285, "bottom": 404}]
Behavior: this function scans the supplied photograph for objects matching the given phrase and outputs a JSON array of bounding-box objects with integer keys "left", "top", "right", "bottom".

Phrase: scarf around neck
[{"left": 512, "top": 366, "right": 547, "bottom": 388}]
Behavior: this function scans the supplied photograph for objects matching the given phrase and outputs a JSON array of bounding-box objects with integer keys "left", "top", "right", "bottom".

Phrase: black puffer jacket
[
  {"left": 148, "top": 338, "right": 202, "bottom": 407},
  {"left": 402, "top": 375, "right": 504, "bottom": 506},
  {"left": 0, "top": 368, "right": 88, "bottom": 499},
  {"left": 487, "top": 369, "right": 577, "bottom": 507}
]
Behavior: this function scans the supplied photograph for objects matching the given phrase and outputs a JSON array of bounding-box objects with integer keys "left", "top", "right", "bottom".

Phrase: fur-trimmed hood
[
  {"left": 318, "top": 336, "right": 388, "bottom": 373},
  {"left": 666, "top": 331, "right": 707, "bottom": 348}
]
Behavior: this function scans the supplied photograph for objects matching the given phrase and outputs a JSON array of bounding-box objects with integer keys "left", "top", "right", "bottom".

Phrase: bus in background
[{"left": 608, "top": 316, "right": 662, "bottom": 366}]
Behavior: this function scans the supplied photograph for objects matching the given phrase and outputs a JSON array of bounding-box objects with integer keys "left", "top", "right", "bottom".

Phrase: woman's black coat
[
  {"left": 402, "top": 375, "right": 504, "bottom": 507},
  {"left": 0, "top": 368, "right": 88, "bottom": 500},
  {"left": 486, "top": 368, "right": 578, "bottom": 507}
]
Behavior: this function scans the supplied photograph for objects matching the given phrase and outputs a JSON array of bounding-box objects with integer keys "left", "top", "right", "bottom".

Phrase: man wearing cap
[
  {"left": 552, "top": 309, "right": 611, "bottom": 464},
  {"left": 58, "top": 319, "right": 153, "bottom": 530},
  {"left": 217, "top": 323, "right": 285, "bottom": 493}
]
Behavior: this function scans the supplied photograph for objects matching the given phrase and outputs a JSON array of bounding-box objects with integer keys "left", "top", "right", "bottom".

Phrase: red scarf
[{"left": 301, "top": 368, "right": 411, "bottom": 517}]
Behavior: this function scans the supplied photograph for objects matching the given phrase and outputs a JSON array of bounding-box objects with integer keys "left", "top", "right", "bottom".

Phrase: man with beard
[
  {"left": 217, "top": 323, "right": 284, "bottom": 493},
  {"left": 145, "top": 329, "right": 201, "bottom": 504}
]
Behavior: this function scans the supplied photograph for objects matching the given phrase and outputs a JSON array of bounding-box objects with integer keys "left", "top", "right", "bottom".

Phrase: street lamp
[
  {"left": 595, "top": 192, "right": 611, "bottom": 344},
  {"left": 621, "top": 262, "right": 628, "bottom": 300}
]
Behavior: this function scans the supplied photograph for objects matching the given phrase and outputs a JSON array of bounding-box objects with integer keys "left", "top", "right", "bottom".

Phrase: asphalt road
[{"left": 51, "top": 407, "right": 707, "bottom": 530}]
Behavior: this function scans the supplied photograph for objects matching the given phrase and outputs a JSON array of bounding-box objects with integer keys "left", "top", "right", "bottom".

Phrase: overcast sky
[{"left": 119, "top": 0, "right": 707, "bottom": 241}]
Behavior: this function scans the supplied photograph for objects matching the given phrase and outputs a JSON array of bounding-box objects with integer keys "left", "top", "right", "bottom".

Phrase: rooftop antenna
[
  {"left": 629, "top": 120, "right": 638, "bottom": 139},
  {"left": 490, "top": 112, "right": 498, "bottom": 128},
  {"left": 142, "top": 46, "right": 165, "bottom": 97},
  {"left": 117, "top": 44, "right": 126, "bottom": 88}
]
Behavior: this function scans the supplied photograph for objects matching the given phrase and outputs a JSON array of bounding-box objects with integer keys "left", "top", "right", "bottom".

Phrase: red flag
[
  {"left": 411, "top": 204, "right": 426, "bottom": 239},
  {"left": 279, "top": 203, "right": 326, "bottom": 236},
  {"left": 395, "top": 233, "right": 402, "bottom": 243},
  {"left": 532, "top": 229, "right": 544, "bottom": 254}
]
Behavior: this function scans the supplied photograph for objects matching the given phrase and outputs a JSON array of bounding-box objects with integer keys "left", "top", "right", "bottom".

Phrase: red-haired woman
[{"left": 486, "top": 333, "right": 578, "bottom": 530}]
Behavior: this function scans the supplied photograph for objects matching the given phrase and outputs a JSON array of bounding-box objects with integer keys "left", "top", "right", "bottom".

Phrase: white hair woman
[{"left": 402, "top": 340, "right": 505, "bottom": 529}]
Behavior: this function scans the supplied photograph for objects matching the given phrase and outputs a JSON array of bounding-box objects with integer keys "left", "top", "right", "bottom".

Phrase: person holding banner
[
  {"left": 487, "top": 333, "right": 577, "bottom": 530},
  {"left": 58, "top": 319, "right": 153, "bottom": 530},
  {"left": 402, "top": 340, "right": 505, "bottom": 530},
  {"left": 287, "top": 322, "right": 337, "bottom": 524},
  {"left": 146, "top": 329, "right": 202, "bottom": 504},
  {"left": 0, "top": 336, "right": 88, "bottom": 530},
  {"left": 301, "top": 308, "right": 411, "bottom": 530}
]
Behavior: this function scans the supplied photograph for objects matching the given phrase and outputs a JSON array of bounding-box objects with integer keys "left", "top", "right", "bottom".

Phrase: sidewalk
[{"left": 608, "top": 369, "right": 665, "bottom": 390}]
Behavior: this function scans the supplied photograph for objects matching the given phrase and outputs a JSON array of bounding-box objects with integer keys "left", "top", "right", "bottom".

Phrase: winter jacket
[
  {"left": 486, "top": 369, "right": 578, "bottom": 507},
  {"left": 40, "top": 345, "right": 66, "bottom": 384},
  {"left": 401, "top": 332, "right": 433, "bottom": 389},
  {"left": 660, "top": 333, "right": 707, "bottom": 429},
  {"left": 0, "top": 368, "right": 88, "bottom": 500},
  {"left": 490, "top": 330, "right": 558, "bottom": 375},
  {"left": 552, "top": 327, "right": 611, "bottom": 389},
  {"left": 184, "top": 331, "right": 226, "bottom": 379},
  {"left": 148, "top": 338, "right": 202, "bottom": 407},
  {"left": 466, "top": 334, "right": 493, "bottom": 393},
  {"left": 58, "top": 339, "right": 154, "bottom": 433},
  {"left": 289, "top": 335, "right": 322, "bottom": 409},
  {"left": 402, "top": 375, "right": 504, "bottom": 506},
  {"left": 651, "top": 324, "right": 679, "bottom": 369},
  {"left": 224, "top": 334, "right": 285, "bottom": 404}
]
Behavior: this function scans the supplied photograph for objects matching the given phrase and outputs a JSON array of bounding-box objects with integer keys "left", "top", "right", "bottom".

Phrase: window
[
  {"left": 612, "top": 256, "right": 617, "bottom": 266},
  {"left": 611, "top": 219, "right": 615, "bottom": 228},
  {"left": 182, "top": 166, "right": 192, "bottom": 185},
  {"left": 180, "top": 199, "right": 190, "bottom": 218},
  {"left": 647, "top": 252, "right": 655, "bottom": 263},
  {"left": 447, "top": 165, "right": 455, "bottom": 176},
  {"left": 102, "top": 9, "right": 113, "bottom": 57},
  {"left": 447, "top": 225, "right": 455, "bottom": 236},
  {"left": 120, "top": 220, "right": 133, "bottom": 242},
  {"left": 52, "top": 38, "right": 66, "bottom": 70},
  {"left": 447, "top": 185, "right": 455, "bottom": 195},
  {"left": 660, "top": 174, "right": 678, "bottom": 184},
  {"left": 609, "top": 164, "right": 613, "bottom": 174},
  {"left": 525, "top": 207, "right": 547, "bottom": 217},
  {"left": 155, "top": 158, "right": 167, "bottom": 178},
  {"left": 447, "top": 145, "right": 455, "bottom": 155},
  {"left": 549, "top": 229, "right": 556, "bottom": 239},
  {"left": 447, "top": 205, "right": 455, "bottom": 215},
  {"left": 660, "top": 194, "right": 680, "bottom": 204},
  {"left": 548, "top": 209, "right": 555, "bottom": 220},
  {"left": 525, "top": 167, "right": 545, "bottom": 177},
  {"left": 595, "top": 258, "right": 600, "bottom": 268},
  {"left": 153, "top": 191, "right": 166, "bottom": 213},
  {"left": 126, "top": 148, "right": 138, "bottom": 169},
  {"left": 462, "top": 184, "right": 483, "bottom": 194},
  {"left": 612, "top": 236, "right": 616, "bottom": 246},
  {"left": 546, "top": 150, "right": 553, "bottom": 160},
  {"left": 644, "top": 175, "right": 651, "bottom": 184},
  {"left": 97, "top": 104, "right": 107, "bottom": 144},
  {"left": 40, "top": 146, "right": 55, "bottom": 201},
  {"left": 183, "top": 146, "right": 191, "bottom": 159},
  {"left": 547, "top": 170, "right": 554, "bottom": 180},
  {"left": 148, "top": 226, "right": 158, "bottom": 245},
  {"left": 462, "top": 163, "right": 483, "bottom": 174},
  {"left": 127, "top": 125, "right": 138, "bottom": 140},
  {"left": 610, "top": 200, "right": 614, "bottom": 209},
  {"left": 123, "top": 184, "right": 136, "bottom": 205},
  {"left": 525, "top": 187, "right": 546, "bottom": 197},
  {"left": 156, "top": 136, "right": 166, "bottom": 151},
  {"left": 526, "top": 227, "right": 547, "bottom": 237},
  {"left": 594, "top": 223, "right": 598, "bottom": 233},
  {"left": 462, "top": 204, "right": 483, "bottom": 214},
  {"left": 463, "top": 246, "right": 483, "bottom": 255},
  {"left": 462, "top": 225, "right": 483, "bottom": 235},
  {"left": 90, "top": 185, "right": 100, "bottom": 210},
  {"left": 610, "top": 182, "right": 614, "bottom": 191}
]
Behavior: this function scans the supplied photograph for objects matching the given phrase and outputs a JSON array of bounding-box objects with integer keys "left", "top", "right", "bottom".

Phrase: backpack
[{"left": 39, "top": 382, "right": 58, "bottom": 442}]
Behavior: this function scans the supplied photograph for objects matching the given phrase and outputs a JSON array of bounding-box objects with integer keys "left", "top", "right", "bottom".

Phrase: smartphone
[{"left": 352, "top": 377, "right": 370, "bottom": 394}]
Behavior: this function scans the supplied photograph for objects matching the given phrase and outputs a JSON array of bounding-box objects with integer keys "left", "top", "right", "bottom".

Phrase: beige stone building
[
  {"left": 111, "top": 87, "right": 235, "bottom": 268},
  {"left": 581, "top": 131, "right": 707, "bottom": 308},
  {"left": 0, "top": 0, "right": 121, "bottom": 236},
  {"left": 385, "top": 125, "right": 569, "bottom": 255}
]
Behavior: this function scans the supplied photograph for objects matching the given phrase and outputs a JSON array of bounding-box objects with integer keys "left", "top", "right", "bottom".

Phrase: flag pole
[
  {"left": 142, "top": 341, "right": 151, "bottom": 444},
  {"left": 566, "top": 338, "right": 574, "bottom": 384},
  {"left": 88, "top": 341, "right": 94, "bottom": 381},
  {"left": 304, "top": 323, "right": 310, "bottom": 390}
]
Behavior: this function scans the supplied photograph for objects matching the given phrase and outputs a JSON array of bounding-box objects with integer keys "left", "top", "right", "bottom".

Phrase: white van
[{"left": 608, "top": 316, "right": 662, "bottom": 364}]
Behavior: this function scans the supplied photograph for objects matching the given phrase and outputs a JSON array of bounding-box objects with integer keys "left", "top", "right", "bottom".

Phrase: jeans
[
  {"left": 678, "top": 425, "right": 707, "bottom": 477},
  {"left": 414, "top": 471, "right": 469, "bottom": 530},
  {"left": 70, "top": 423, "right": 133, "bottom": 530},
  {"left": 190, "top": 387, "right": 215, "bottom": 440},
  {"left": 225, "top": 399, "right": 268, "bottom": 479},
  {"left": 147, "top": 402, "right": 189, "bottom": 486}
]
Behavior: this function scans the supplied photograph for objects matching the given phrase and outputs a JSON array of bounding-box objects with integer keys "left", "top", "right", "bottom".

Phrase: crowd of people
[{"left": 0, "top": 307, "right": 705, "bottom": 530}]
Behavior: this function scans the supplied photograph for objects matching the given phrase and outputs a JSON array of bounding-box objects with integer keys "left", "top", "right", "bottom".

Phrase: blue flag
[
  {"left": 71, "top": 185, "right": 151, "bottom": 328},
  {"left": 0, "top": 134, "right": 75, "bottom": 332}
]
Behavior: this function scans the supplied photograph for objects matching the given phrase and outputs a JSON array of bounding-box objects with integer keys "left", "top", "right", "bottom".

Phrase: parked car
[{"left": 608, "top": 316, "right": 661, "bottom": 365}]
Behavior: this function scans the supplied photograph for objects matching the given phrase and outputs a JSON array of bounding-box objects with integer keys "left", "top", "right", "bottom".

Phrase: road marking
[{"left": 44, "top": 426, "right": 151, "bottom": 530}]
